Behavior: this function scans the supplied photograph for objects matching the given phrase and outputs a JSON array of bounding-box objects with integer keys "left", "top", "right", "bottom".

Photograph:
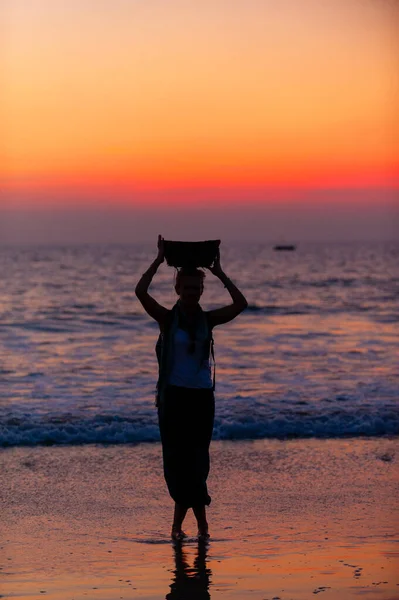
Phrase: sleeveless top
[
  {"left": 168, "top": 326, "right": 213, "bottom": 388},
  {"left": 155, "top": 302, "right": 215, "bottom": 406}
]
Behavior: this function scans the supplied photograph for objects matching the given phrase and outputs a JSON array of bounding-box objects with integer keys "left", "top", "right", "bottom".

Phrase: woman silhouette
[{"left": 135, "top": 235, "right": 247, "bottom": 540}]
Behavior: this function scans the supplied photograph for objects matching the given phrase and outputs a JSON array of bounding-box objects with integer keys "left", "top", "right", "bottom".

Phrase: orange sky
[{"left": 1, "top": 0, "right": 398, "bottom": 209}]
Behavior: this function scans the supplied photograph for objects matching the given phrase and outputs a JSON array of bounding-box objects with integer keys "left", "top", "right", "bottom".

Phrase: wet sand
[{"left": 1, "top": 438, "right": 398, "bottom": 599}]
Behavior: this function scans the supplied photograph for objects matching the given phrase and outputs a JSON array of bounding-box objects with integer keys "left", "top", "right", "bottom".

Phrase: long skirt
[{"left": 158, "top": 384, "right": 215, "bottom": 508}]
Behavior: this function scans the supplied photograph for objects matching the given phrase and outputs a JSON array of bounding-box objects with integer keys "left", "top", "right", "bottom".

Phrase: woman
[{"left": 135, "top": 235, "right": 247, "bottom": 541}]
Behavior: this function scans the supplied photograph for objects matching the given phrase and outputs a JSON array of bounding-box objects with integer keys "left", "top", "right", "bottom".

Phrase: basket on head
[{"left": 163, "top": 240, "right": 221, "bottom": 268}]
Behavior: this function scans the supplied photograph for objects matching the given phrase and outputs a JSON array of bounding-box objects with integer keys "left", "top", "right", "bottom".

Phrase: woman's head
[{"left": 175, "top": 267, "right": 205, "bottom": 307}]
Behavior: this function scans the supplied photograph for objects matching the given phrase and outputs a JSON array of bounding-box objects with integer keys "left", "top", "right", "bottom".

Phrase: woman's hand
[
  {"left": 156, "top": 234, "right": 165, "bottom": 264},
  {"left": 206, "top": 249, "right": 224, "bottom": 277}
]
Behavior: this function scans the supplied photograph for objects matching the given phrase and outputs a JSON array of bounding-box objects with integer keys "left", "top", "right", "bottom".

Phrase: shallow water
[
  {"left": 1, "top": 439, "right": 398, "bottom": 599},
  {"left": 0, "top": 241, "right": 398, "bottom": 445}
]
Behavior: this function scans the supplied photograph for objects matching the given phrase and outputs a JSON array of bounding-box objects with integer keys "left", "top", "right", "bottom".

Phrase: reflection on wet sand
[{"left": 166, "top": 540, "right": 212, "bottom": 599}]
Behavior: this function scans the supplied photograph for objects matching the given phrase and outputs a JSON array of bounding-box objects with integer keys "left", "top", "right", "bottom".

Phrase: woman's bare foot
[
  {"left": 171, "top": 526, "right": 185, "bottom": 542},
  {"left": 171, "top": 503, "right": 188, "bottom": 541},
  {"left": 198, "top": 527, "right": 211, "bottom": 542},
  {"left": 197, "top": 520, "right": 210, "bottom": 541},
  {"left": 193, "top": 505, "right": 209, "bottom": 540}
]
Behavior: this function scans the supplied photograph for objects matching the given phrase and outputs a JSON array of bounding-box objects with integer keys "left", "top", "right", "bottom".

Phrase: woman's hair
[{"left": 175, "top": 267, "right": 206, "bottom": 289}]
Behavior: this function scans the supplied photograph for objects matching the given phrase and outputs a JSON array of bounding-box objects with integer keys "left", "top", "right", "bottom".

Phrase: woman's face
[{"left": 176, "top": 275, "right": 204, "bottom": 307}]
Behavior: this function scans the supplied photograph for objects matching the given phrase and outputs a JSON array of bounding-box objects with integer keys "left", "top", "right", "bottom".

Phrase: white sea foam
[{"left": 1, "top": 405, "right": 397, "bottom": 447}]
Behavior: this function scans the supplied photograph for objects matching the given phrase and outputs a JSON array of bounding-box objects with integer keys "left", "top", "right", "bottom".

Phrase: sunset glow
[{"left": 2, "top": 0, "right": 398, "bottom": 212}]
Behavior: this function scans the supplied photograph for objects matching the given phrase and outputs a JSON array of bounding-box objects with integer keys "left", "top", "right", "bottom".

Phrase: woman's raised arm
[
  {"left": 206, "top": 249, "right": 248, "bottom": 327},
  {"left": 135, "top": 235, "right": 168, "bottom": 325}
]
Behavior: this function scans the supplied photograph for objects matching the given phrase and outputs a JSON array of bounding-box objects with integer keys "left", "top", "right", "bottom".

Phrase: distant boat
[{"left": 273, "top": 244, "right": 296, "bottom": 251}]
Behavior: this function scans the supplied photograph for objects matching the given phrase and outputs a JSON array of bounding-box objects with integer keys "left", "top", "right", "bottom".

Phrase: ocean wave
[
  {"left": 246, "top": 304, "right": 312, "bottom": 315},
  {"left": 1, "top": 409, "right": 397, "bottom": 447},
  {"left": 1, "top": 304, "right": 396, "bottom": 329},
  {"left": 244, "top": 304, "right": 398, "bottom": 319}
]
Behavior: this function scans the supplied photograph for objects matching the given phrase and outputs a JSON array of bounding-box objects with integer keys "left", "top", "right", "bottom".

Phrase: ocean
[{"left": 0, "top": 240, "right": 398, "bottom": 447}]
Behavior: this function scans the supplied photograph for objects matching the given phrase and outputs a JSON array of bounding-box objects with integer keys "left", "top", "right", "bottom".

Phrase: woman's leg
[
  {"left": 159, "top": 387, "right": 215, "bottom": 538},
  {"left": 159, "top": 388, "right": 190, "bottom": 507},
  {"left": 193, "top": 505, "right": 209, "bottom": 538},
  {"left": 172, "top": 503, "right": 188, "bottom": 539},
  {"left": 159, "top": 387, "right": 190, "bottom": 538}
]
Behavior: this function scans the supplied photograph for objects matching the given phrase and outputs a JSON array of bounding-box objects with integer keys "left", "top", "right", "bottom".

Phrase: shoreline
[
  {"left": 2, "top": 438, "right": 398, "bottom": 599},
  {"left": 1, "top": 433, "right": 398, "bottom": 450}
]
